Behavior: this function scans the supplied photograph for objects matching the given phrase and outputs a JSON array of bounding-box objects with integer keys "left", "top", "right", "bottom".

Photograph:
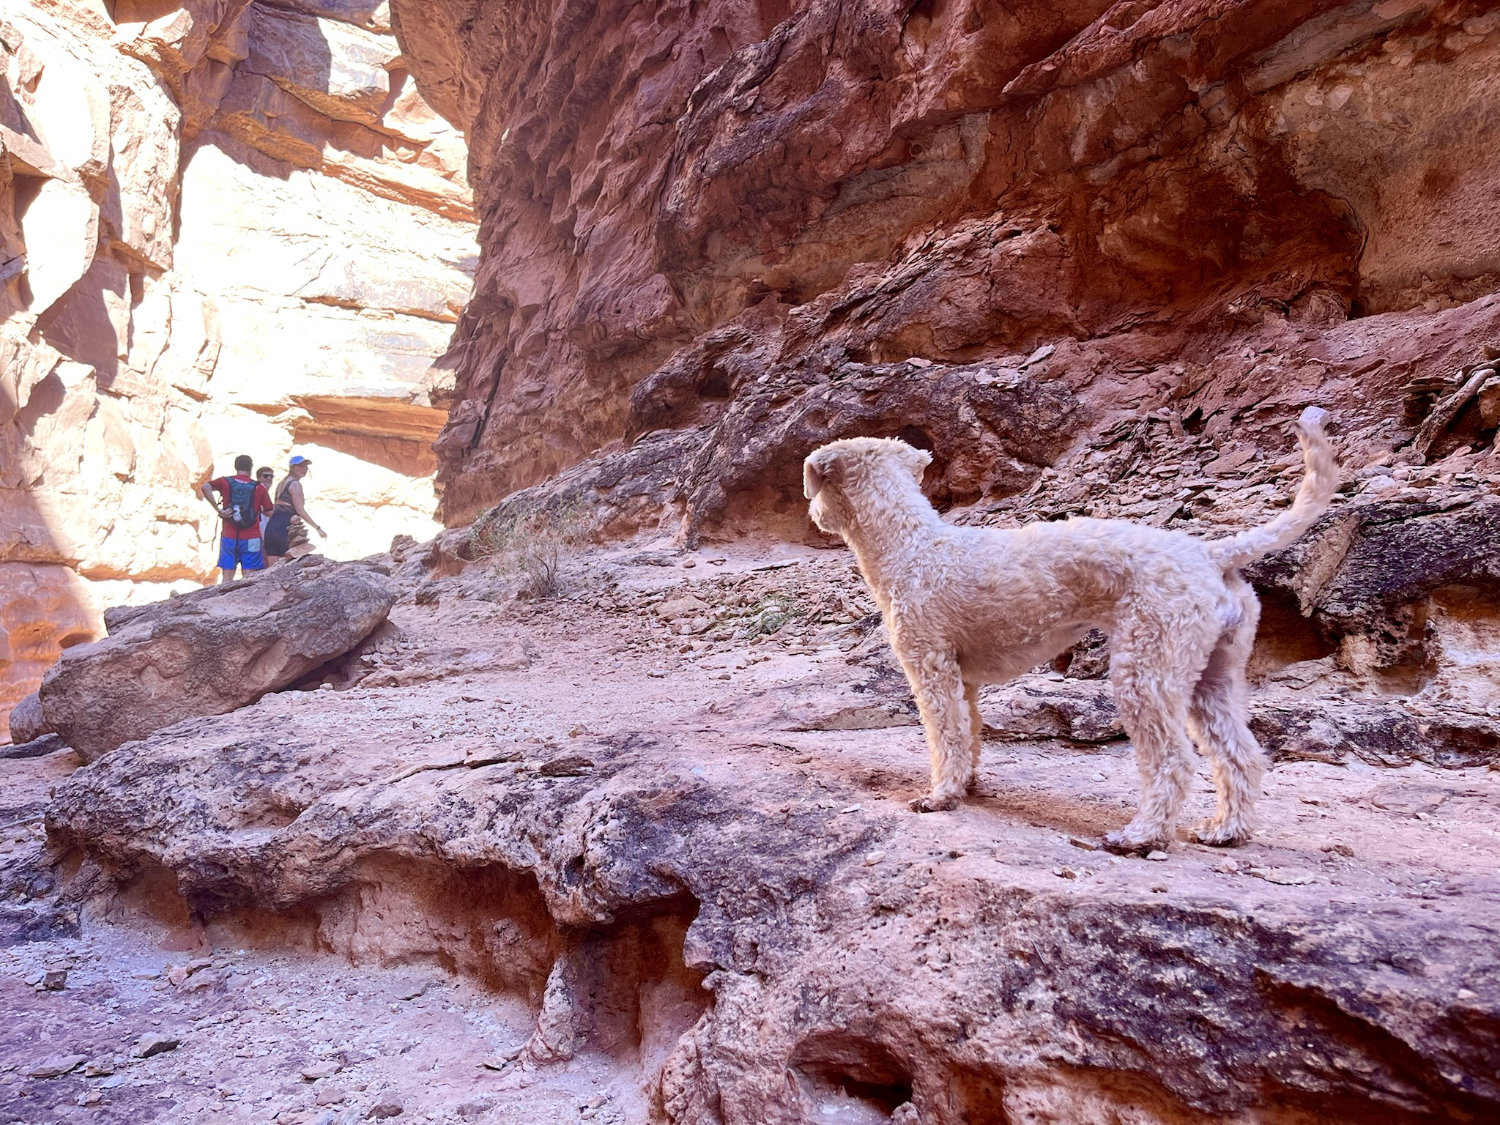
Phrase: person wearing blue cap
[{"left": 264, "top": 454, "right": 326, "bottom": 566}]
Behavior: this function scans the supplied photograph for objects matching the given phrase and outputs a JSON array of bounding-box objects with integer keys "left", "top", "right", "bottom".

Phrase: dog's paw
[
  {"left": 1192, "top": 821, "right": 1252, "bottom": 847},
  {"left": 909, "top": 792, "right": 960, "bottom": 813},
  {"left": 1102, "top": 831, "right": 1166, "bottom": 857}
]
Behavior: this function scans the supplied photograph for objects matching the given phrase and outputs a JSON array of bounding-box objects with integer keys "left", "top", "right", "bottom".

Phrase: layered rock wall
[
  {"left": 0, "top": 0, "right": 476, "bottom": 729},
  {"left": 395, "top": 0, "right": 1500, "bottom": 531}
]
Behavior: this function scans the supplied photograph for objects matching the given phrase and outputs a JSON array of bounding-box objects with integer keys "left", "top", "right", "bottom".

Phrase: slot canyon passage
[{"left": 3, "top": 0, "right": 1500, "bottom": 1122}]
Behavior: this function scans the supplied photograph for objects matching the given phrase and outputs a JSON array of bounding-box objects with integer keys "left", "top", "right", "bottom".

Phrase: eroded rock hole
[
  {"left": 94, "top": 855, "right": 707, "bottom": 1070},
  {"left": 697, "top": 365, "right": 732, "bottom": 400},
  {"left": 791, "top": 1033, "right": 915, "bottom": 1122},
  {"left": 1248, "top": 590, "right": 1337, "bottom": 681},
  {"left": 893, "top": 425, "right": 934, "bottom": 452}
]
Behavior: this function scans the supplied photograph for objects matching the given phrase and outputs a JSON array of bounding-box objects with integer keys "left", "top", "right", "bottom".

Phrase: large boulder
[{"left": 38, "top": 558, "right": 396, "bottom": 760}]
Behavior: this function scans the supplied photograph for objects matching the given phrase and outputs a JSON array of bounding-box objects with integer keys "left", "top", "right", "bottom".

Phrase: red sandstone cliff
[{"left": 390, "top": 0, "right": 1500, "bottom": 535}]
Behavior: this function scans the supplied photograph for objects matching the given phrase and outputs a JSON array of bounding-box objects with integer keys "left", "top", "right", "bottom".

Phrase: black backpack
[{"left": 226, "top": 477, "right": 260, "bottom": 530}]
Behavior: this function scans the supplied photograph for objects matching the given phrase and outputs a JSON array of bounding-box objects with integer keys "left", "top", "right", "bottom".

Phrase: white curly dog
[{"left": 804, "top": 408, "right": 1337, "bottom": 854}]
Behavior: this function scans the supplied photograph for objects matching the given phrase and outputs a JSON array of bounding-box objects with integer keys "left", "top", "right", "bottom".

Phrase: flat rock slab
[
  {"left": 39, "top": 558, "right": 396, "bottom": 760},
  {"left": 44, "top": 555, "right": 1500, "bottom": 1125}
]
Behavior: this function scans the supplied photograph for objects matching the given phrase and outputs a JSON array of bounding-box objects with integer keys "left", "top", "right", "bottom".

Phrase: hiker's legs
[
  {"left": 241, "top": 537, "right": 265, "bottom": 574},
  {"left": 218, "top": 537, "right": 239, "bottom": 584}
]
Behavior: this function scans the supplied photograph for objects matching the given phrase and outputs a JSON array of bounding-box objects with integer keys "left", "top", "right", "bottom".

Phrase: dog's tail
[{"left": 1206, "top": 407, "right": 1338, "bottom": 570}]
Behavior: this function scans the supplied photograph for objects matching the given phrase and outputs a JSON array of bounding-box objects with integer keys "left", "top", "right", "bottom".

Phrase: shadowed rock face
[
  {"left": 391, "top": 0, "right": 1500, "bottom": 530},
  {"left": 39, "top": 558, "right": 396, "bottom": 759}
]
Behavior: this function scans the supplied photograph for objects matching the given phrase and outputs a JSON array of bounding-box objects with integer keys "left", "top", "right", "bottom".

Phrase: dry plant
[{"left": 468, "top": 498, "right": 593, "bottom": 599}]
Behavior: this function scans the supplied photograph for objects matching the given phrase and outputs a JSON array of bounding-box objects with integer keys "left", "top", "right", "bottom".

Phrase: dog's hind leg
[
  {"left": 964, "top": 679, "right": 983, "bottom": 793},
  {"left": 902, "top": 650, "right": 972, "bottom": 812},
  {"left": 1188, "top": 582, "right": 1266, "bottom": 846},
  {"left": 1104, "top": 612, "right": 1215, "bottom": 854}
]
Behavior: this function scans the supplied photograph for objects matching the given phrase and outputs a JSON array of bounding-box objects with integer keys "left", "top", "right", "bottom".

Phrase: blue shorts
[{"left": 219, "top": 536, "right": 264, "bottom": 572}]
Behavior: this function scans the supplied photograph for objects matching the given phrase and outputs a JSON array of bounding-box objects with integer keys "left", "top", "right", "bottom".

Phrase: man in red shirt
[{"left": 200, "top": 454, "right": 274, "bottom": 582}]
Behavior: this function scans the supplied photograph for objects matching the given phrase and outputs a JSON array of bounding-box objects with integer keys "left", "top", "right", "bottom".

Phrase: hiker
[
  {"left": 255, "top": 466, "right": 275, "bottom": 539},
  {"left": 264, "top": 454, "right": 325, "bottom": 566},
  {"left": 200, "top": 454, "right": 273, "bottom": 582}
]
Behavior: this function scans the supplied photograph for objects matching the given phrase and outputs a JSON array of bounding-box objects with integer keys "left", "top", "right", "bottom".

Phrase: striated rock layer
[{"left": 0, "top": 0, "right": 476, "bottom": 730}]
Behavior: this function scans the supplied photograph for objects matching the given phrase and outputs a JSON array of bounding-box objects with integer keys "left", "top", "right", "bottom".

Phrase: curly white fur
[{"left": 804, "top": 407, "right": 1338, "bottom": 853}]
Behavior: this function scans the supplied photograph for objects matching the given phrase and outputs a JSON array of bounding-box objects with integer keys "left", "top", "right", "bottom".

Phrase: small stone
[
  {"left": 1067, "top": 836, "right": 1100, "bottom": 851},
  {"left": 1248, "top": 866, "right": 1316, "bottom": 886},
  {"left": 1457, "top": 988, "right": 1478, "bottom": 1001},
  {"left": 316, "top": 1084, "right": 349, "bottom": 1106},
  {"left": 1150, "top": 883, "right": 1169, "bottom": 894},
  {"left": 27, "top": 1055, "right": 86, "bottom": 1079},
  {"left": 864, "top": 851, "right": 885, "bottom": 866},
  {"left": 41, "top": 969, "right": 67, "bottom": 991},
  {"left": 1091, "top": 772, "right": 1107, "bottom": 782},
  {"left": 367, "top": 1096, "right": 404, "bottom": 1118},
  {"left": 131, "top": 1033, "right": 181, "bottom": 1058},
  {"left": 303, "top": 1061, "right": 342, "bottom": 1081},
  {"left": 647, "top": 669, "right": 667, "bottom": 678},
  {"left": 480, "top": 1045, "right": 523, "bottom": 1070},
  {"left": 1145, "top": 850, "right": 1169, "bottom": 862},
  {"left": 391, "top": 979, "right": 431, "bottom": 1002},
  {"left": 1052, "top": 866, "right": 1078, "bottom": 880},
  {"left": 681, "top": 558, "right": 696, "bottom": 568}
]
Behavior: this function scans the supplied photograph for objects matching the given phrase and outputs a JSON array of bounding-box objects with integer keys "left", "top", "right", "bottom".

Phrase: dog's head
[{"left": 804, "top": 437, "right": 933, "bottom": 536}]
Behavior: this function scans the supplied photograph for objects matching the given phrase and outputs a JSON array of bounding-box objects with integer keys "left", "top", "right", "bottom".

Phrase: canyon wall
[
  {"left": 0, "top": 0, "right": 476, "bottom": 728},
  {"left": 391, "top": 0, "right": 1500, "bottom": 535}
]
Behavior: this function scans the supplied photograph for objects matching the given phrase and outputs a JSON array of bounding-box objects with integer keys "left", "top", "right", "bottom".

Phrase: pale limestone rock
[
  {"left": 19, "top": 180, "right": 98, "bottom": 318},
  {"left": 0, "top": 0, "right": 475, "bottom": 735},
  {"left": 244, "top": 5, "right": 396, "bottom": 125}
]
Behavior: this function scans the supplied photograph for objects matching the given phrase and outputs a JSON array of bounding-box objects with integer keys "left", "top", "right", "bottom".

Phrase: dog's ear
[
  {"left": 803, "top": 447, "right": 843, "bottom": 500},
  {"left": 898, "top": 443, "right": 932, "bottom": 480}
]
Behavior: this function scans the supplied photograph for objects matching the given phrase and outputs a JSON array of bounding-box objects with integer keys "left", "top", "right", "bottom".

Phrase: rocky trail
[{"left": 2, "top": 539, "right": 1497, "bottom": 1124}]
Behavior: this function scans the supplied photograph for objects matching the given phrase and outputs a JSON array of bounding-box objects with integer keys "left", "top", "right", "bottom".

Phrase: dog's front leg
[{"left": 903, "top": 650, "right": 972, "bottom": 812}]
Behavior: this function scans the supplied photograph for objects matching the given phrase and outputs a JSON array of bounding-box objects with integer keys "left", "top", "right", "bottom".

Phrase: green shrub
[
  {"left": 744, "top": 592, "right": 804, "bottom": 638},
  {"left": 468, "top": 498, "right": 593, "bottom": 599}
]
